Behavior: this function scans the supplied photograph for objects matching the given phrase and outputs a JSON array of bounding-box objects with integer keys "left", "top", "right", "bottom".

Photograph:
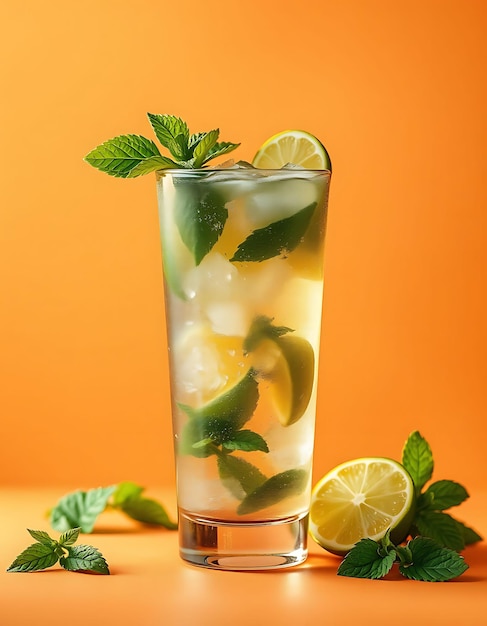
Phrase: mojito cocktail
[
  {"left": 158, "top": 166, "right": 330, "bottom": 568},
  {"left": 84, "top": 115, "right": 331, "bottom": 570}
]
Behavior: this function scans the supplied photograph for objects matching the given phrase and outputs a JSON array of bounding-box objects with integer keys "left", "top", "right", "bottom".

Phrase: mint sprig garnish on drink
[
  {"left": 49, "top": 482, "right": 177, "bottom": 533},
  {"left": 84, "top": 114, "right": 240, "bottom": 177},
  {"left": 7, "top": 528, "right": 110, "bottom": 575}
]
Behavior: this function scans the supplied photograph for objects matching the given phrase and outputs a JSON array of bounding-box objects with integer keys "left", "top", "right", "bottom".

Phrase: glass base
[{"left": 178, "top": 511, "right": 309, "bottom": 571}]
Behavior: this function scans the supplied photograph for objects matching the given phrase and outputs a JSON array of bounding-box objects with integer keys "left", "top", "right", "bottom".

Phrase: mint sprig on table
[
  {"left": 84, "top": 114, "right": 240, "bottom": 177},
  {"left": 337, "top": 431, "right": 482, "bottom": 582},
  {"left": 49, "top": 482, "right": 177, "bottom": 533},
  {"left": 7, "top": 528, "right": 109, "bottom": 575}
]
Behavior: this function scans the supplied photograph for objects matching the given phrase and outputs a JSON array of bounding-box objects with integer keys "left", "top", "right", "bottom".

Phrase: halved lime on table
[
  {"left": 252, "top": 130, "right": 332, "bottom": 170},
  {"left": 309, "top": 457, "right": 415, "bottom": 555}
]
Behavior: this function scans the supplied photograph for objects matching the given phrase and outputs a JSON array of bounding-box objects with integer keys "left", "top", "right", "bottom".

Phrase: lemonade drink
[
  {"left": 157, "top": 166, "right": 331, "bottom": 568},
  {"left": 84, "top": 113, "right": 332, "bottom": 569}
]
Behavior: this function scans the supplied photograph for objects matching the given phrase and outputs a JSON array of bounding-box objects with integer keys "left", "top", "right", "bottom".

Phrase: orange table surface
[{"left": 1, "top": 487, "right": 486, "bottom": 626}]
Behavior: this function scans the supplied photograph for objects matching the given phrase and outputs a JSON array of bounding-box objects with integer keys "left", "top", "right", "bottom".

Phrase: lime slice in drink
[
  {"left": 252, "top": 130, "right": 331, "bottom": 170},
  {"left": 309, "top": 458, "right": 415, "bottom": 555},
  {"left": 251, "top": 334, "right": 315, "bottom": 427}
]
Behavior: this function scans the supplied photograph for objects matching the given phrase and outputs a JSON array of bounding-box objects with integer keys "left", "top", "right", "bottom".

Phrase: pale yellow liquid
[{"left": 157, "top": 169, "right": 330, "bottom": 523}]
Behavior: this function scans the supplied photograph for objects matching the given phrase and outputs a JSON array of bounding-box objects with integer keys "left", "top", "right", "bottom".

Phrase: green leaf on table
[
  {"left": 192, "top": 129, "right": 220, "bottom": 168},
  {"left": 174, "top": 180, "right": 228, "bottom": 264},
  {"left": 58, "top": 527, "right": 81, "bottom": 547},
  {"left": 27, "top": 529, "right": 55, "bottom": 547},
  {"left": 418, "top": 480, "right": 469, "bottom": 511},
  {"left": 222, "top": 429, "right": 269, "bottom": 453},
  {"left": 7, "top": 542, "right": 59, "bottom": 573},
  {"left": 413, "top": 510, "right": 465, "bottom": 551},
  {"left": 118, "top": 496, "right": 177, "bottom": 529},
  {"left": 59, "top": 544, "right": 110, "bottom": 575},
  {"left": 402, "top": 430, "right": 434, "bottom": 494},
  {"left": 237, "top": 468, "right": 308, "bottom": 515},
  {"left": 217, "top": 455, "right": 268, "bottom": 499},
  {"left": 230, "top": 202, "right": 316, "bottom": 263},
  {"left": 337, "top": 538, "right": 396, "bottom": 579},
  {"left": 50, "top": 486, "right": 116, "bottom": 533},
  {"left": 399, "top": 537, "right": 468, "bottom": 582},
  {"left": 462, "top": 523, "right": 483, "bottom": 546},
  {"left": 112, "top": 481, "right": 145, "bottom": 506},
  {"left": 84, "top": 135, "right": 163, "bottom": 178}
]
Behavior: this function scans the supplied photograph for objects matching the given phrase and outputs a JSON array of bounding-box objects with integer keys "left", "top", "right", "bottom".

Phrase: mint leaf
[
  {"left": 112, "top": 481, "right": 145, "bottom": 506},
  {"left": 222, "top": 430, "right": 269, "bottom": 453},
  {"left": 50, "top": 486, "right": 116, "bottom": 533},
  {"left": 180, "top": 416, "right": 236, "bottom": 454},
  {"left": 7, "top": 542, "right": 59, "bottom": 573},
  {"left": 26, "top": 529, "right": 55, "bottom": 547},
  {"left": 237, "top": 468, "right": 308, "bottom": 515},
  {"left": 337, "top": 538, "right": 396, "bottom": 579},
  {"left": 399, "top": 537, "right": 468, "bottom": 582},
  {"left": 217, "top": 455, "right": 267, "bottom": 499},
  {"left": 118, "top": 497, "right": 177, "bottom": 529},
  {"left": 177, "top": 369, "right": 260, "bottom": 456},
  {"left": 174, "top": 180, "right": 228, "bottom": 264},
  {"left": 84, "top": 135, "right": 163, "bottom": 178},
  {"left": 231, "top": 202, "right": 316, "bottom": 263},
  {"left": 58, "top": 528, "right": 81, "bottom": 547},
  {"left": 188, "top": 132, "right": 206, "bottom": 150},
  {"left": 418, "top": 480, "right": 469, "bottom": 511},
  {"left": 59, "top": 544, "right": 110, "bottom": 575},
  {"left": 147, "top": 113, "right": 189, "bottom": 155},
  {"left": 462, "top": 523, "right": 483, "bottom": 546},
  {"left": 414, "top": 510, "right": 465, "bottom": 551},
  {"left": 402, "top": 431, "right": 434, "bottom": 494},
  {"left": 192, "top": 129, "right": 219, "bottom": 168},
  {"left": 243, "top": 315, "right": 293, "bottom": 353},
  {"left": 203, "top": 141, "right": 240, "bottom": 164},
  {"left": 126, "top": 155, "right": 178, "bottom": 177}
]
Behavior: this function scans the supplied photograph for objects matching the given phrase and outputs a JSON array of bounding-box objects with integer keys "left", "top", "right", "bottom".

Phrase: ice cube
[
  {"left": 206, "top": 301, "right": 248, "bottom": 336},
  {"left": 183, "top": 251, "right": 242, "bottom": 300},
  {"left": 183, "top": 252, "right": 251, "bottom": 336},
  {"left": 244, "top": 178, "right": 319, "bottom": 228}
]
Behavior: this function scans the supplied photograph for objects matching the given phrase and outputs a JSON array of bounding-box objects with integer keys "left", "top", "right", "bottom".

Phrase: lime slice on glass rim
[
  {"left": 252, "top": 129, "right": 332, "bottom": 170},
  {"left": 309, "top": 457, "right": 415, "bottom": 556}
]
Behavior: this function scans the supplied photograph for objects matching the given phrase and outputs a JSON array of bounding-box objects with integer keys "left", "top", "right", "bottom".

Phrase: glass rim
[{"left": 155, "top": 167, "right": 332, "bottom": 176}]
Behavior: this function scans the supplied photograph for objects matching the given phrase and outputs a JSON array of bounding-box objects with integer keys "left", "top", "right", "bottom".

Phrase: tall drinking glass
[{"left": 156, "top": 166, "right": 331, "bottom": 570}]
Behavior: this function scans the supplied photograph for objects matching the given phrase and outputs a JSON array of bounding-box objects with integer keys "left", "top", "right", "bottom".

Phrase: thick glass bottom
[{"left": 178, "top": 510, "right": 309, "bottom": 571}]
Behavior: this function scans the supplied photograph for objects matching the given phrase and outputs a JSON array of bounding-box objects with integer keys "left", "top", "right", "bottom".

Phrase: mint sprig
[
  {"left": 84, "top": 113, "right": 240, "bottom": 177},
  {"left": 338, "top": 532, "right": 468, "bottom": 582},
  {"left": 7, "top": 528, "right": 109, "bottom": 575},
  {"left": 49, "top": 483, "right": 177, "bottom": 533},
  {"left": 402, "top": 431, "right": 482, "bottom": 551},
  {"left": 334, "top": 431, "right": 482, "bottom": 582}
]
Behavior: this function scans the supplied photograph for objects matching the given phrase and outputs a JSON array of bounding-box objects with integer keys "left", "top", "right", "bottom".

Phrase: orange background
[{"left": 1, "top": 0, "right": 486, "bottom": 496}]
